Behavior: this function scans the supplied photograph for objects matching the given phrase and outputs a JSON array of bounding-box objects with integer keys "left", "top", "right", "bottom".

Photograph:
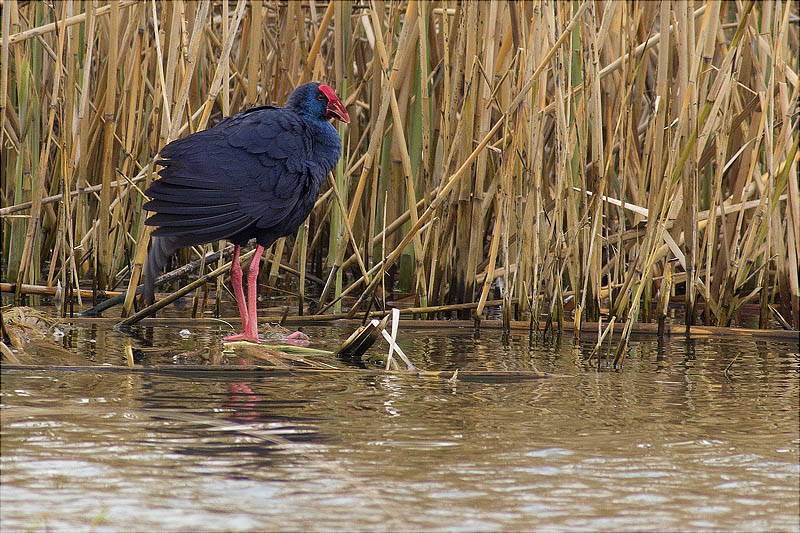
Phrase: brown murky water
[{"left": 2, "top": 323, "right": 798, "bottom": 531}]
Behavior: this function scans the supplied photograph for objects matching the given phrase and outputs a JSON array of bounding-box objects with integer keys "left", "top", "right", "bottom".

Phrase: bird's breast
[{"left": 310, "top": 122, "right": 343, "bottom": 173}]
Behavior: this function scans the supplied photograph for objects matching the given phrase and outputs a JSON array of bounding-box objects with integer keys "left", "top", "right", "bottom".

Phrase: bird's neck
[{"left": 308, "top": 118, "right": 342, "bottom": 171}]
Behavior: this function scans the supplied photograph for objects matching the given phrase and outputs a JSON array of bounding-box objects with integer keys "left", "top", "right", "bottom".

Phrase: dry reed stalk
[
  {"left": 380, "top": 10, "right": 428, "bottom": 300},
  {"left": 0, "top": 0, "right": 11, "bottom": 153},
  {"left": 6, "top": 0, "right": 138, "bottom": 45},
  {"left": 14, "top": 1, "right": 68, "bottom": 303},
  {"left": 327, "top": 173, "right": 370, "bottom": 285},
  {"left": 94, "top": 0, "right": 119, "bottom": 290}
]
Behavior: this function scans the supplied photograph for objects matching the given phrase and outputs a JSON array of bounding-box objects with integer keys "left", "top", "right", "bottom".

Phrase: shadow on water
[{"left": 2, "top": 321, "right": 798, "bottom": 531}]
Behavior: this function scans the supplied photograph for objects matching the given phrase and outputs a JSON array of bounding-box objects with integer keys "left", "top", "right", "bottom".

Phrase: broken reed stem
[{"left": 117, "top": 248, "right": 257, "bottom": 326}]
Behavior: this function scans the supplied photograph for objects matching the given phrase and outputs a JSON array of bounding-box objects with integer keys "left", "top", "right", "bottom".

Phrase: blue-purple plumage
[{"left": 142, "top": 82, "right": 348, "bottom": 304}]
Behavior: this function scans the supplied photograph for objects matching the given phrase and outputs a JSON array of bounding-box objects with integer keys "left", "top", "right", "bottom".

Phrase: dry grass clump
[{"left": 2, "top": 1, "right": 798, "bottom": 348}]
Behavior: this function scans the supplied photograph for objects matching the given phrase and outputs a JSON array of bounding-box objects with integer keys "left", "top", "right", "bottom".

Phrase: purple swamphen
[{"left": 143, "top": 82, "right": 350, "bottom": 343}]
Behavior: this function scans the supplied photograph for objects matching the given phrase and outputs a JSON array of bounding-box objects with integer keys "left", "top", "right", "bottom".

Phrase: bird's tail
[{"left": 144, "top": 235, "right": 180, "bottom": 305}]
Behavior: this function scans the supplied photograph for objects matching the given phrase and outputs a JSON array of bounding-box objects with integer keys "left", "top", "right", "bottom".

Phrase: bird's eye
[{"left": 316, "top": 93, "right": 326, "bottom": 101}]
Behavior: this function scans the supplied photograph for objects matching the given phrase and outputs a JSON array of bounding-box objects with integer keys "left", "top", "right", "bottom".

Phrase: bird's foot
[
  {"left": 282, "top": 330, "right": 310, "bottom": 347},
  {"left": 223, "top": 332, "right": 261, "bottom": 343}
]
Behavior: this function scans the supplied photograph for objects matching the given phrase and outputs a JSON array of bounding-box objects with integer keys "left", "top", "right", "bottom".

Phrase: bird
[{"left": 142, "top": 81, "right": 350, "bottom": 343}]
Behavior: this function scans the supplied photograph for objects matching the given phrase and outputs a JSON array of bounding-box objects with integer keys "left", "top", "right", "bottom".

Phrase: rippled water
[{"left": 2, "top": 323, "right": 798, "bottom": 531}]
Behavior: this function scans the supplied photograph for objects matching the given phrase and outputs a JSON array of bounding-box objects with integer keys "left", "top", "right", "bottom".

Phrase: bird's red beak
[{"left": 319, "top": 84, "right": 350, "bottom": 124}]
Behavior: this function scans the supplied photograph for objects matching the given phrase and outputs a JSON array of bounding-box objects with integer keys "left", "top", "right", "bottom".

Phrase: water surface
[{"left": 2, "top": 324, "right": 798, "bottom": 531}]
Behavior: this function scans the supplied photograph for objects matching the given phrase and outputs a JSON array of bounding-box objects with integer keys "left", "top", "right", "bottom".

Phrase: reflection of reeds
[{"left": 2, "top": 1, "right": 798, "bottom": 341}]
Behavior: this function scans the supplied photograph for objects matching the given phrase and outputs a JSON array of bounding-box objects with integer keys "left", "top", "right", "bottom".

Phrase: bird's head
[{"left": 288, "top": 82, "right": 350, "bottom": 124}]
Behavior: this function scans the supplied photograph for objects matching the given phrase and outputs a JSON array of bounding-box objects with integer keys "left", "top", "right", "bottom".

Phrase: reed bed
[{"left": 2, "top": 1, "right": 799, "bottom": 349}]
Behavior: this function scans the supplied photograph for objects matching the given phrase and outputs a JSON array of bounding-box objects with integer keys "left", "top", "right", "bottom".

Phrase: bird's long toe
[
  {"left": 282, "top": 330, "right": 311, "bottom": 347},
  {"left": 223, "top": 332, "right": 261, "bottom": 343}
]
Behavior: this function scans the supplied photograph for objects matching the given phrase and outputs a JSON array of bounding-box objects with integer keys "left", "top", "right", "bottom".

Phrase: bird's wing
[{"left": 144, "top": 107, "right": 319, "bottom": 241}]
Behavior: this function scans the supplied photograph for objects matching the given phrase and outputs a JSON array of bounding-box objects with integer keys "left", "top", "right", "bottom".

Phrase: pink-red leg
[
  {"left": 243, "top": 245, "right": 265, "bottom": 341},
  {"left": 223, "top": 244, "right": 307, "bottom": 346},
  {"left": 224, "top": 245, "right": 252, "bottom": 342}
]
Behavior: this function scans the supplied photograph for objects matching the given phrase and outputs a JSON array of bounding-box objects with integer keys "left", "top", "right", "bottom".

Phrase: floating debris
[
  {"left": 335, "top": 315, "right": 391, "bottom": 367},
  {"left": 222, "top": 341, "right": 336, "bottom": 369},
  {"left": 2, "top": 306, "right": 61, "bottom": 349},
  {"left": 0, "top": 307, "right": 87, "bottom": 366},
  {"left": 0, "top": 342, "right": 21, "bottom": 364},
  {"left": 335, "top": 311, "right": 415, "bottom": 370}
]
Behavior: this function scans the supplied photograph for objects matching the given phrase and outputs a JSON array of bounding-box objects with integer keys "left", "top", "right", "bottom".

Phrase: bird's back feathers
[{"left": 144, "top": 104, "right": 340, "bottom": 245}]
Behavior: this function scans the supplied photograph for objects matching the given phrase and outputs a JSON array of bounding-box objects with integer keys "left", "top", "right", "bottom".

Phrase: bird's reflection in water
[
  {"left": 137, "top": 367, "right": 330, "bottom": 465},
  {"left": 225, "top": 357, "right": 264, "bottom": 422}
]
